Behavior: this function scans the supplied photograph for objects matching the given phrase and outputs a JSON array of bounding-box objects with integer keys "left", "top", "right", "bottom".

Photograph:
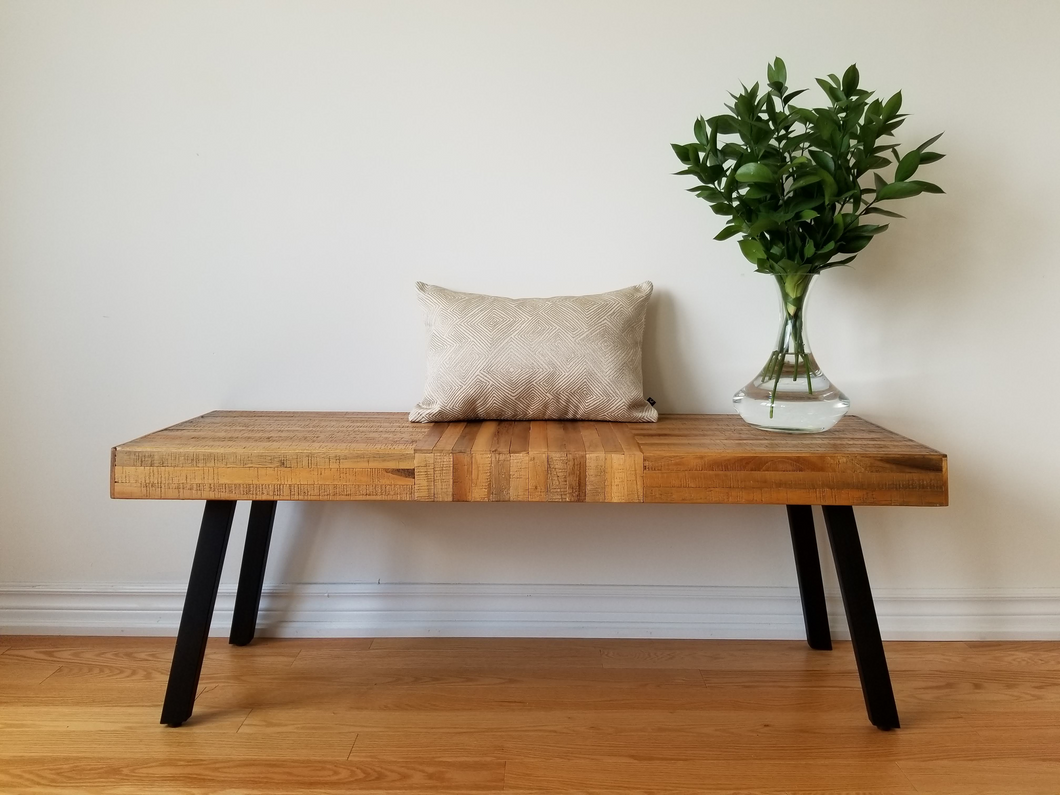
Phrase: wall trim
[{"left": 1, "top": 583, "right": 1058, "bottom": 640}]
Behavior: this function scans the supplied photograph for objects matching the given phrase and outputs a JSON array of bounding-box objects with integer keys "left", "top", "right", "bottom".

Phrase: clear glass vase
[{"left": 733, "top": 274, "right": 849, "bottom": 433}]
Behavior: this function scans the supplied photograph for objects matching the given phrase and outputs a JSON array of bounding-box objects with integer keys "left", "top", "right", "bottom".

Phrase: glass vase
[{"left": 732, "top": 274, "right": 849, "bottom": 433}]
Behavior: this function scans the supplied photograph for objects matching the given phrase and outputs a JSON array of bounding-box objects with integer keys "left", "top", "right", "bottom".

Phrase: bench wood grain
[{"left": 111, "top": 412, "right": 947, "bottom": 506}]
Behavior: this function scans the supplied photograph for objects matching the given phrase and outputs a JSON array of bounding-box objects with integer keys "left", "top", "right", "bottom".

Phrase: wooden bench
[{"left": 111, "top": 411, "right": 948, "bottom": 730}]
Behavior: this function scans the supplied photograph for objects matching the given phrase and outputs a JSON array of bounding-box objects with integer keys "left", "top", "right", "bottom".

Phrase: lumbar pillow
[{"left": 410, "top": 281, "right": 657, "bottom": 422}]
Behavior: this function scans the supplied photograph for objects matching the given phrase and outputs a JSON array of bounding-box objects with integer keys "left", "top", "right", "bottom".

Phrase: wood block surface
[
  {"left": 633, "top": 414, "right": 947, "bottom": 506},
  {"left": 112, "top": 412, "right": 946, "bottom": 505},
  {"left": 111, "top": 412, "right": 421, "bottom": 501}
]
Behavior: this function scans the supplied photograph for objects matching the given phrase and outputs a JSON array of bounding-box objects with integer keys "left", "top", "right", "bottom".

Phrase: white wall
[{"left": 2, "top": 0, "right": 1058, "bottom": 637}]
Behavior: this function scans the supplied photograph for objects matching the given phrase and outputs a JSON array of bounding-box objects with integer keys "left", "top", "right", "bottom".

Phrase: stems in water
[{"left": 765, "top": 283, "right": 815, "bottom": 417}]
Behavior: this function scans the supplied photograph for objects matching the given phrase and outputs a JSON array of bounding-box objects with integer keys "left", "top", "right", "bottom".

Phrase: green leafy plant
[{"left": 672, "top": 58, "right": 944, "bottom": 415}]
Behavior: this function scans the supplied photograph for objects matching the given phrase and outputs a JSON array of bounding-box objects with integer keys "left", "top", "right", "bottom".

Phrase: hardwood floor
[{"left": 1, "top": 636, "right": 1058, "bottom": 793}]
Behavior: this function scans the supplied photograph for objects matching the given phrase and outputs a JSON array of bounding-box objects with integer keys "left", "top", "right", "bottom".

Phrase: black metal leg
[
  {"left": 229, "top": 500, "right": 277, "bottom": 647},
  {"left": 786, "top": 505, "right": 832, "bottom": 651},
  {"left": 822, "top": 505, "right": 900, "bottom": 730},
  {"left": 161, "top": 500, "right": 236, "bottom": 727}
]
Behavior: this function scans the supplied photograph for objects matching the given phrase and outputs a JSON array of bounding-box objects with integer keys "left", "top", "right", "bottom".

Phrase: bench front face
[{"left": 111, "top": 412, "right": 948, "bottom": 506}]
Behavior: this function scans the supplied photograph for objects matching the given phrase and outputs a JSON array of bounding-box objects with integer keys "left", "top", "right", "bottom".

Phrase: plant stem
[
  {"left": 769, "top": 353, "right": 783, "bottom": 419},
  {"left": 764, "top": 350, "right": 778, "bottom": 380},
  {"left": 767, "top": 285, "right": 817, "bottom": 416}
]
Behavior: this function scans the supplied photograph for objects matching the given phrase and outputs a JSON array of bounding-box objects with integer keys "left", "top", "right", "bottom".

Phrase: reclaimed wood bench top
[{"left": 111, "top": 412, "right": 947, "bottom": 506}]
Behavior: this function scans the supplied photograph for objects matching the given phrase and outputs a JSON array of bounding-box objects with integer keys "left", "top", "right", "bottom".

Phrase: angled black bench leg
[
  {"left": 822, "top": 505, "right": 900, "bottom": 730},
  {"left": 786, "top": 505, "right": 832, "bottom": 651},
  {"left": 161, "top": 500, "right": 236, "bottom": 727},
  {"left": 230, "top": 500, "right": 277, "bottom": 646}
]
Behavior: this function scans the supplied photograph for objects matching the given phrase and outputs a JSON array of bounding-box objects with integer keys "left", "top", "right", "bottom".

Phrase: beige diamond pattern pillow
[{"left": 410, "top": 282, "right": 657, "bottom": 422}]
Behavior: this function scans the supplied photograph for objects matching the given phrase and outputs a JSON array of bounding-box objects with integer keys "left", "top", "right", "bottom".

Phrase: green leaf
[
  {"left": 880, "top": 118, "right": 907, "bottom": 135},
  {"left": 693, "top": 117, "right": 707, "bottom": 146},
  {"left": 785, "top": 196, "right": 822, "bottom": 214},
  {"left": 918, "top": 151, "right": 945, "bottom": 164},
  {"left": 690, "top": 185, "right": 725, "bottom": 202},
  {"left": 701, "top": 164, "right": 724, "bottom": 183},
  {"left": 789, "top": 173, "right": 822, "bottom": 190},
  {"left": 799, "top": 209, "right": 819, "bottom": 220},
  {"left": 671, "top": 143, "right": 691, "bottom": 164},
  {"left": 882, "top": 90, "right": 902, "bottom": 120},
  {"left": 839, "top": 235, "right": 874, "bottom": 253},
  {"left": 895, "top": 150, "right": 921, "bottom": 182},
  {"left": 735, "top": 92, "right": 754, "bottom": 120},
  {"left": 803, "top": 239, "right": 815, "bottom": 258},
  {"left": 831, "top": 213, "right": 846, "bottom": 238},
  {"left": 910, "top": 180, "right": 945, "bottom": 194},
  {"left": 873, "top": 172, "right": 888, "bottom": 192},
  {"left": 916, "top": 132, "right": 944, "bottom": 152},
  {"left": 721, "top": 142, "right": 747, "bottom": 160},
  {"left": 875, "top": 181, "right": 925, "bottom": 200},
  {"left": 842, "top": 63, "right": 859, "bottom": 94},
  {"left": 783, "top": 88, "right": 807, "bottom": 104},
  {"left": 819, "top": 169, "right": 837, "bottom": 205},
  {"left": 739, "top": 238, "right": 767, "bottom": 263},
  {"left": 748, "top": 217, "right": 779, "bottom": 235},
  {"left": 857, "top": 223, "right": 890, "bottom": 235},
  {"left": 864, "top": 207, "right": 905, "bottom": 218},
  {"left": 816, "top": 77, "right": 843, "bottom": 104},
  {"left": 711, "top": 203, "right": 735, "bottom": 215},
  {"left": 809, "top": 150, "right": 835, "bottom": 174},
  {"left": 773, "top": 57, "right": 787, "bottom": 87},
  {"left": 714, "top": 225, "right": 742, "bottom": 241},
  {"left": 734, "top": 162, "right": 774, "bottom": 183},
  {"left": 710, "top": 115, "right": 740, "bottom": 135},
  {"left": 820, "top": 255, "right": 858, "bottom": 269}
]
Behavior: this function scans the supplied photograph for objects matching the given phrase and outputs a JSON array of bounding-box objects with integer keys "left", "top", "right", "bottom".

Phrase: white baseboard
[{"left": 1, "top": 583, "right": 1058, "bottom": 640}]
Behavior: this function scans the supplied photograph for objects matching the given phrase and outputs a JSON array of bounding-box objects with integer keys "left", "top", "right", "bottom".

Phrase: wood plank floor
[{"left": 1, "top": 637, "right": 1058, "bottom": 793}]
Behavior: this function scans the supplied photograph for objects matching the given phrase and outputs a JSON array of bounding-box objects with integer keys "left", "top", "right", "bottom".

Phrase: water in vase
[{"left": 733, "top": 274, "right": 849, "bottom": 433}]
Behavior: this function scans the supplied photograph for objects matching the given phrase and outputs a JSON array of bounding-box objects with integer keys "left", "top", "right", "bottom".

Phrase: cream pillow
[{"left": 410, "top": 281, "right": 657, "bottom": 422}]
